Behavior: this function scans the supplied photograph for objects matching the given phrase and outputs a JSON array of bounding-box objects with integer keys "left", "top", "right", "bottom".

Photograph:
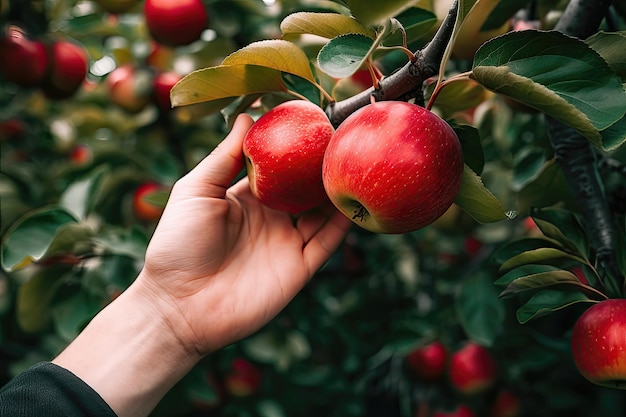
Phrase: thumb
[{"left": 178, "top": 113, "right": 254, "bottom": 198}]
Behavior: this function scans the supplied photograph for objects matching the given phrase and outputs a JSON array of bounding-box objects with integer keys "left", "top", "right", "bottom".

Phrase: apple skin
[
  {"left": 42, "top": 40, "right": 89, "bottom": 99},
  {"left": 243, "top": 100, "right": 335, "bottom": 214},
  {"left": 406, "top": 340, "right": 448, "bottom": 381},
  {"left": 432, "top": 404, "right": 475, "bottom": 417},
  {"left": 70, "top": 144, "right": 92, "bottom": 166},
  {"left": 224, "top": 358, "right": 262, "bottom": 397},
  {"left": 571, "top": 298, "right": 626, "bottom": 389},
  {"left": 0, "top": 26, "right": 47, "bottom": 87},
  {"left": 132, "top": 182, "right": 165, "bottom": 222},
  {"left": 322, "top": 101, "right": 463, "bottom": 234},
  {"left": 107, "top": 65, "right": 152, "bottom": 113},
  {"left": 152, "top": 71, "right": 182, "bottom": 112},
  {"left": 144, "top": 0, "right": 208, "bottom": 47},
  {"left": 449, "top": 342, "right": 497, "bottom": 394}
]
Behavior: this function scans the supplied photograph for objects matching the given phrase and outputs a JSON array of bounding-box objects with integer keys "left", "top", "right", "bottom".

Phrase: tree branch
[
  {"left": 325, "top": 0, "right": 458, "bottom": 128},
  {"left": 547, "top": 0, "right": 624, "bottom": 296}
]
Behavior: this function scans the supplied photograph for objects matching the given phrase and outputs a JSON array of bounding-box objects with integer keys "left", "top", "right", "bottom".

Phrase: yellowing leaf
[
  {"left": 222, "top": 39, "right": 317, "bottom": 84},
  {"left": 280, "top": 12, "right": 376, "bottom": 40},
  {"left": 454, "top": 164, "right": 511, "bottom": 223},
  {"left": 171, "top": 64, "right": 286, "bottom": 107}
]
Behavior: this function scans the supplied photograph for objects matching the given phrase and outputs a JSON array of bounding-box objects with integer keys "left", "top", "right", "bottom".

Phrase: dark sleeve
[{"left": 0, "top": 362, "right": 117, "bottom": 417}]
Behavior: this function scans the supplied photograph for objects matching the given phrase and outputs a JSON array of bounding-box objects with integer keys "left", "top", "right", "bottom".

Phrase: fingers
[
  {"left": 301, "top": 209, "right": 352, "bottom": 276},
  {"left": 176, "top": 113, "right": 254, "bottom": 198}
]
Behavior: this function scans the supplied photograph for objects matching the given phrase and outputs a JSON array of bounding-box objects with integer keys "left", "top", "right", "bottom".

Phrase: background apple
[
  {"left": 144, "top": 0, "right": 208, "bottom": 47},
  {"left": 132, "top": 182, "right": 166, "bottom": 222},
  {"left": 152, "top": 71, "right": 182, "bottom": 112},
  {"left": 243, "top": 100, "right": 335, "bottom": 214},
  {"left": 449, "top": 342, "right": 497, "bottom": 394},
  {"left": 0, "top": 25, "right": 47, "bottom": 87},
  {"left": 70, "top": 144, "right": 92, "bottom": 166},
  {"left": 571, "top": 298, "right": 626, "bottom": 389},
  {"left": 224, "top": 358, "right": 262, "bottom": 397},
  {"left": 406, "top": 340, "right": 448, "bottom": 381},
  {"left": 41, "top": 39, "right": 89, "bottom": 99},
  {"left": 489, "top": 389, "right": 521, "bottom": 417},
  {"left": 322, "top": 101, "right": 463, "bottom": 234},
  {"left": 107, "top": 64, "right": 152, "bottom": 113}
]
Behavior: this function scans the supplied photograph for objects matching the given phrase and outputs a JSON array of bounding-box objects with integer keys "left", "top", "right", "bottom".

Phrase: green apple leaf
[
  {"left": 516, "top": 289, "right": 594, "bottom": 324},
  {"left": 471, "top": 30, "right": 626, "bottom": 151},
  {"left": 480, "top": 0, "right": 526, "bottom": 31},
  {"left": 454, "top": 164, "right": 511, "bottom": 223},
  {"left": 499, "top": 247, "right": 587, "bottom": 273},
  {"left": 343, "top": 0, "right": 421, "bottom": 26},
  {"left": 530, "top": 207, "right": 588, "bottom": 258},
  {"left": 456, "top": 271, "right": 505, "bottom": 347},
  {"left": 16, "top": 266, "right": 69, "bottom": 332},
  {"left": 383, "top": 7, "right": 438, "bottom": 45},
  {"left": 585, "top": 31, "right": 626, "bottom": 81},
  {"left": 317, "top": 34, "right": 375, "bottom": 78},
  {"left": 222, "top": 40, "right": 317, "bottom": 85},
  {"left": 280, "top": 12, "right": 376, "bottom": 40},
  {"left": 170, "top": 64, "right": 287, "bottom": 107},
  {"left": 429, "top": 78, "right": 493, "bottom": 118},
  {"left": 1, "top": 207, "right": 78, "bottom": 272},
  {"left": 497, "top": 267, "right": 606, "bottom": 300},
  {"left": 600, "top": 113, "right": 626, "bottom": 151},
  {"left": 454, "top": 124, "right": 484, "bottom": 175},
  {"left": 492, "top": 238, "right": 563, "bottom": 266}
]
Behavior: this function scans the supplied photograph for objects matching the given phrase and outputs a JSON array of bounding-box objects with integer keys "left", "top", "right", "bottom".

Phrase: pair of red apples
[{"left": 242, "top": 99, "right": 464, "bottom": 234}]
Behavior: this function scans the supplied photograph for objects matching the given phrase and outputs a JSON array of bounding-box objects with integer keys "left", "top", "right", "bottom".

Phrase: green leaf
[
  {"left": 456, "top": 272, "right": 505, "bottom": 347},
  {"left": 1, "top": 207, "right": 77, "bottom": 272},
  {"left": 384, "top": 7, "right": 438, "bottom": 45},
  {"left": 499, "top": 269, "right": 583, "bottom": 297},
  {"left": 344, "top": 0, "right": 421, "bottom": 26},
  {"left": 454, "top": 124, "right": 484, "bottom": 175},
  {"left": 500, "top": 247, "right": 587, "bottom": 273},
  {"left": 280, "top": 12, "right": 375, "bottom": 40},
  {"left": 317, "top": 34, "right": 375, "bottom": 78},
  {"left": 52, "top": 292, "right": 100, "bottom": 340},
  {"left": 585, "top": 31, "right": 626, "bottom": 81},
  {"left": 222, "top": 40, "right": 317, "bottom": 85},
  {"left": 511, "top": 147, "right": 548, "bottom": 191},
  {"left": 454, "top": 164, "right": 511, "bottom": 223},
  {"left": 170, "top": 64, "right": 287, "bottom": 107},
  {"left": 492, "top": 237, "right": 562, "bottom": 266},
  {"left": 496, "top": 264, "right": 562, "bottom": 287},
  {"left": 16, "top": 266, "right": 69, "bottom": 332},
  {"left": 600, "top": 113, "right": 626, "bottom": 151},
  {"left": 480, "top": 0, "right": 526, "bottom": 31},
  {"left": 471, "top": 30, "right": 626, "bottom": 150},
  {"left": 530, "top": 207, "right": 588, "bottom": 258},
  {"left": 516, "top": 289, "right": 593, "bottom": 324}
]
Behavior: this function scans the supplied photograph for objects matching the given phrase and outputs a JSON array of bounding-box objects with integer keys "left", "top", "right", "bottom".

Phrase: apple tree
[{"left": 1, "top": 0, "right": 626, "bottom": 416}]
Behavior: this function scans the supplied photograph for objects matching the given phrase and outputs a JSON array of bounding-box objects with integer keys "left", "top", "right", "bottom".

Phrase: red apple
[
  {"left": 449, "top": 342, "right": 497, "bottom": 394},
  {"left": 107, "top": 65, "right": 152, "bottom": 113},
  {"left": 571, "top": 298, "right": 626, "bottom": 389},
  {"left": 70, "top": 144, "right": 92, "bottom": 166},
  {"left": 132, "top": 182, "right": 165, "bottom": 222},
  {"left": 0, "top": 26, "right": 47, "bottom": 87},
  {"left": 489, "top": 389, "right": 521, "bottom": 417},
  {"left": 224, "top": 358, "right": 262, "bottom": 397},
  {"left": 432, "top": 404, "right": 475, "bottom": 417},
  {"left": 42, "top": 39, "right": 89, "bottom": 99},
  {"left": 322, "top": 101, "right": 463, "bottom": 234},
  {"left": 243, "top": 100, "right": 335, "bottom": 214},
  {"left": 144, "top": 0, "right": 208, "bottom": 47},
  {"left": 0, "top": 118, "right": 26, "bottom": 141},
  {"left": 406, "top": 340, "right": 448, "bottom": 381},
  {"left": 95, "top": 0, "right": 140, "bottom": 14},
  {"left": 152, "top": 71, "right": 182, "bottom": 112}
]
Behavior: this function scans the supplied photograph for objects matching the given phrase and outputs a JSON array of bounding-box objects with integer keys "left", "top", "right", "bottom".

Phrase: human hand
[{"left": 137, "top": 113, "right": 352, "bottom": 355}]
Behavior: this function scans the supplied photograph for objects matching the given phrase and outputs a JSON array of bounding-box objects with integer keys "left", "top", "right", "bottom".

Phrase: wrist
[{"left": 53, "top": 278, "right": 201, "bottom": 417}]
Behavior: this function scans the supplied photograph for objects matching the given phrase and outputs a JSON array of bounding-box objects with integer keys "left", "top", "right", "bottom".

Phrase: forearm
[{"left": 52, "top": 278, "right": 201, "bottom": 417}]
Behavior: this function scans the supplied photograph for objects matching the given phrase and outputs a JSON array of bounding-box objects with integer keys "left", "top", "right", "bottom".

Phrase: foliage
[{"left": 1, "top": 0, "right": 626, "bottom": 416}]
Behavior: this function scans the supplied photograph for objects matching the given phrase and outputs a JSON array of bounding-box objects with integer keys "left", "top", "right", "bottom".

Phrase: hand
[{"left": 137, "top": 113, "right": 352, "bottom": 355}]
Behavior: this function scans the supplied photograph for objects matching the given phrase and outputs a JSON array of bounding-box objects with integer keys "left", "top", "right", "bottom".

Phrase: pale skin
[{"left": 52, "top": 114, "right": 352, "bottom": 417}]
